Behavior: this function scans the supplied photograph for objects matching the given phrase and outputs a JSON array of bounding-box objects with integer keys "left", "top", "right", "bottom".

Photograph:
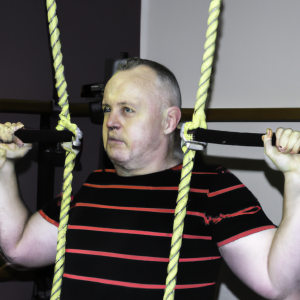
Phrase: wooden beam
[
  {"left": 181, "top": 108, "right": 300, "bottom": 122},
  {"left": 0, "top": 98, "right": 90, "bottom": 116},
  {"left": 0, "top": 99, "right": 53, "bottom": 114},
  {"left": 0, "top": 99, "right": 299, "bottom": 121}
]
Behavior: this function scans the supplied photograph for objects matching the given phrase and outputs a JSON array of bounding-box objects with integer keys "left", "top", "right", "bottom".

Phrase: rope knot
[{"left": 56, "top": 119, "right": 83, "bottom": 155}]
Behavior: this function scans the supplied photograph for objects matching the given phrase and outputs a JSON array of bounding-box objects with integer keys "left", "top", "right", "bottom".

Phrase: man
[{"left": 0, "top": 58, "right": 300, "bottom": 299}]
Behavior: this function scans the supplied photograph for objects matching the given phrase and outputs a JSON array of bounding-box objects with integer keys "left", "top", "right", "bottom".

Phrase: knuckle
[
  {"left": 285, "top": 128, "right": 293, "bottom": 134},
  {"left": 276, "top": 127, "right": 284, "bottom": 134}
]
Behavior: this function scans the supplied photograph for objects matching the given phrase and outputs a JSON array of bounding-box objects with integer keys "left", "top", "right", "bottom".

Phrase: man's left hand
[{"left": 262, "top": 128, "right": 300, "bottom": 174}]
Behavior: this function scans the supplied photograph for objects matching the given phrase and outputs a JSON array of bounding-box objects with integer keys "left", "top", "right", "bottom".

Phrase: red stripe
[
  {"left": 74, "top": 203, "right": 210, "bottom": 219},
  {"left": 190, "top": 184, "right": 245, "bottom": 197},
  {"left": 84, "top": 183, "right": 178, "bottom": 191},
  {"left": 180, "top": 256, "right": 220, "bottom": 262},
  {"left": 94, "top": 169, "right": 116, "bottom": 173},
  {"left": 73, "top": 203, "right": 215, "bottom": 225},
  {"left": 74, "top": 203, "right": 176, "bottom": 213},
  {"left": 208, "top": 184, "right": 245, "bottom": 197},
  {"left": 85, "top": 183, "right": 243, "bottom": 196},
  {"left": 171, "top": 165, "right": 182, "bottom": 170},
  {"left": 169, "top": 164, "right": 218, "bottom": 175},
  {"left": 39, "top": 210, "right": 59, "bottom": 227},
  {"left": 68, "top": 225, "right": 211, "bottom": 240},
  {"left": 93, "top": 166, "right": 218, "bottom": 175},
  {"left": 190, "top": 188, "right": 209, "bottom": 194},
  {"left": 63, "top": 273, "right": 215, "bottom": 289},
  {"left": 65, "top": 249, "right": 220, "bottom": 262},
  {"left": 192, "top": 172, "right": 218, "bottom": 175},
  {"left": 217, "top": 225, "right": 276, "bottom": 247}
]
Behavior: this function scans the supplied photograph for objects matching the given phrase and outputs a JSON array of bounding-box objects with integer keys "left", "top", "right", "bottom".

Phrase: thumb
[{"left": 262, "top": 128, "right": 277, "bottom": 157}]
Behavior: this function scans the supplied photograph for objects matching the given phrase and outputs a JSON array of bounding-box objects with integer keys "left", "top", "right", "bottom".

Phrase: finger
[
  {"left": 286, "top": 131, "right": 300, "bottom": 153},
  {"left": 0, "top": 143, "right": 14, "bottom": 151},
  {"left": 11, "top": 122, "right": 24, "bottom": 147},
  {"left": 12, "top": 135, "right": 24, "bottom": 148},
  {"left": 11, "top": 122, "right": 24, "bottom": 132},
  {"left": 291, "top": 137, "right": 300, "bottom": 154},
  {"left": 1, "top": 126, "right": 14, "bottom": 143},
  {"left": 275, "top": 128, "right": 284, "bottom": 148},
  {"left": 0, "top": 122, "right": 24, "bottom": 145},
  {"left": 262, "top": 128, "right": 277, "bottom": 156},
  {"left": 277, "top": 128, "right": 293, "bottom": 153},
  {"left": 5, "top": 143, "right": 32, "bottom": 159}
]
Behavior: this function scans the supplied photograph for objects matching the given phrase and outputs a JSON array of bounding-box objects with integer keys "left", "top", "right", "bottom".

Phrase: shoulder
[{"left": 190, "top": 158, "right": 241, "bottom": 190}]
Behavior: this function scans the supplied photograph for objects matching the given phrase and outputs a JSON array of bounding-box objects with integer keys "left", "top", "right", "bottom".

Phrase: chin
[{"left": 107, "top": 150, "right": 131, "bottom": 167}]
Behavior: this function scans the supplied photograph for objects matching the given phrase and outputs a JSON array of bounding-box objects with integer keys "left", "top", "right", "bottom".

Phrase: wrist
[
  {"left": 0, "top": 159, "right": 15, "bottom": 177},
  {"left": 283, "top": 172, "right": 300, "bottom": 211},
  {"left": 284, "top": 171, "right": 300, "bottom": 184}
]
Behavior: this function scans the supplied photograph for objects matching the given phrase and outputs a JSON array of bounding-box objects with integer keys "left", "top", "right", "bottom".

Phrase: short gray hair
[{"left": 117, "top": 57, "right": 182, "bottom": 109}]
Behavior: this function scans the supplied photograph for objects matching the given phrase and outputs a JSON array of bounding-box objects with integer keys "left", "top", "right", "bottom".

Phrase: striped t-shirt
[{"left": 40, "top": 162, "right": 275, "bottom": 300}]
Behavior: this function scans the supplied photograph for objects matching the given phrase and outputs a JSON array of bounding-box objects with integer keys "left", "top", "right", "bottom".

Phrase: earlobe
[{"left": 164, "top": 107, "right": 181, "bottom": 135}]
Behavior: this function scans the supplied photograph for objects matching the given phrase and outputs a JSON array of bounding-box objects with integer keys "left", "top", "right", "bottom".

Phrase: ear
[{"left": 163, "top": 106, "right": 181, "bottom": 135}]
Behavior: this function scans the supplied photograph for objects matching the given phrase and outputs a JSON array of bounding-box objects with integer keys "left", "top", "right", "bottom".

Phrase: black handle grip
[
  {"left": 190, "top": 128, "right": 276, "bottom": 147},
  {"left": 14, "top": 129, "right": 74, "bottom": 143}
]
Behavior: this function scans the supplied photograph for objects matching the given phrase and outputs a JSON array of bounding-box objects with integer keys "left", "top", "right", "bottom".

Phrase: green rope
[
  {"left": 163, "top": 1, "right": 222, "bottom": 299},
  {"left": 45, "top": 1, "right": 81, "bottom": 299}
]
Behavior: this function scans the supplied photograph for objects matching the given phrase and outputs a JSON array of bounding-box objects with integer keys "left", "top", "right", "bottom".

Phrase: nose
[{"left": 105, "top": 110, "right": 121, "bottom": 131}]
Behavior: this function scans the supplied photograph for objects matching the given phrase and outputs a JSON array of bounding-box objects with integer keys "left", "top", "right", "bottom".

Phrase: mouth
[{"left": 107, "top": 136, "right": 124, "bottom": 145}]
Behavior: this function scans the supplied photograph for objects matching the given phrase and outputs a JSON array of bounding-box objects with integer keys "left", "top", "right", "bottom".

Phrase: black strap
[
  {"left": 189, "top": 128, "right": 276, "bottom": 147},
  {"left": 14, "top": 129, "right": 74, "bottom": 143}
]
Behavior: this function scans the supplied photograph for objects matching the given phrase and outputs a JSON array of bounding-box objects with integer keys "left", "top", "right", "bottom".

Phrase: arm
[
  {"left": 219, "top": 128, "right": 300, "bottom": 300},
  {"left": 0, "top": 122, "right": 57, "bottom": 268}
]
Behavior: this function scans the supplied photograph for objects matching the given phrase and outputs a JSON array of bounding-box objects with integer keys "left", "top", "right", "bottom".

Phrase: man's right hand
[
  {"left": 0, "top": 122, "right": 57, "bottom": 269},
  {"left": 0, "top": 122, "right": 32, "bottom": 168}
]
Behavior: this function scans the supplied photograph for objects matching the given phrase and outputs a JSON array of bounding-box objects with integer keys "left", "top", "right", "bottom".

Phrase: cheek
[
  {"left": 127, "top": 124, "right": 146, "bottom": 150},
  {"left": 132, "top": 124, "right": 157, "bottom": 151},
  {"left": 102, "top": 127, "right": 107, "bottom": 148}
]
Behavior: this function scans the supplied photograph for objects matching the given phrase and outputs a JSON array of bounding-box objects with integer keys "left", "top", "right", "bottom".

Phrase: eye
[
  {"left": 124, "top": 107, "right": 133, "bottom": 113},
  {"left": 103, "top": 106, "right": 111, "bottom": 113}
]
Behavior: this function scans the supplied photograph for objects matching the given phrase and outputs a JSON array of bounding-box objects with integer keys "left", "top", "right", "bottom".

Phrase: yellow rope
[
  {"left": 45, "top": 1, "right": 81, "bottom": 299},
  {"left": 163, "top": 1, "right": 222, "bottom": 299}
]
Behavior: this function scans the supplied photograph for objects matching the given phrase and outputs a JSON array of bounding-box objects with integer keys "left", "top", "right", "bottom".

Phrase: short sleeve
[
  {"left": 205, "top": 166, "right": 276, "bottom": 247},
  {"left": 39, "top": 171, "right": 97, "bottom": 226},
  {"left": 39, "top": 194, "right": 64, "bottom": 227},
  {"left": 39, "top": 193, "right": 75, "bottom": 227}
]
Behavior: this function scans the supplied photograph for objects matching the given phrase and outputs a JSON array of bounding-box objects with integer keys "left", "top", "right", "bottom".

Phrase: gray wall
[
  {"left": 0, "top": 0, "right": 141, "bottom": 299},
  {"left": 141, "top": 1, "right": 300, "bottom": 299},
  {"left": 141, "top": 0, "right": 300, "bottom": 109}
]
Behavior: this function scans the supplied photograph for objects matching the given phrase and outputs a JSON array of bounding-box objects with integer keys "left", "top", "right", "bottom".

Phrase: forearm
[
  {"left": 0, "top": 159, "right": 31, "bottom": 262},
  {"left": 268, "top": 172, "right": 300, "bottom": 298}
]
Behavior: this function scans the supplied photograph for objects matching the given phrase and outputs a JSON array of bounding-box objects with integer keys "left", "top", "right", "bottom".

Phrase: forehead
[{"left": 104, "top": 66, "right": 161, "bottom": 104}]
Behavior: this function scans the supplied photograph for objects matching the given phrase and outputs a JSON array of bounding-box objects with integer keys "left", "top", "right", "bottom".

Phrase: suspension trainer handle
[
  {"left": 189, "top": 128, "right": 276, "bottom": 147},
  {"left": 14, "top": 128, "right": 74, "bottom": 143}
]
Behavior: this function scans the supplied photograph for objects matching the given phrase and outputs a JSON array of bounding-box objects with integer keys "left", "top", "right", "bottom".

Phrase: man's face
[{"left": 102, "top": 66, "right": 165, "bottom": 171}]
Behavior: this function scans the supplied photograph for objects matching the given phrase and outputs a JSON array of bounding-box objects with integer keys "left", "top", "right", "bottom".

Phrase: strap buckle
[{"left": 180, "top": 122, "right": 207, "bottom": 151}]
